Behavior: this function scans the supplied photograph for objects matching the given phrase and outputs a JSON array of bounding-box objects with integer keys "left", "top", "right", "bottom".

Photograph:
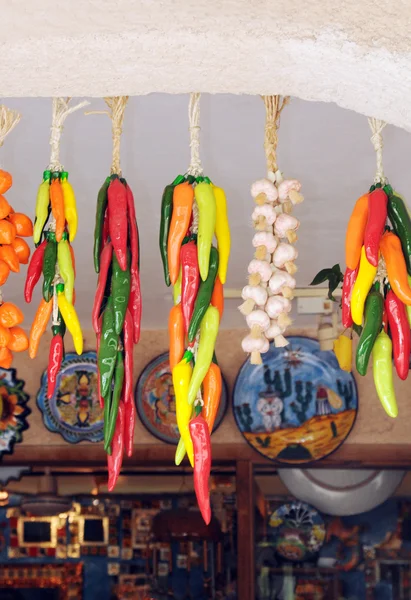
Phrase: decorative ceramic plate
[
  {"left": 269, "top": 502, "right": 326, "bottom": 561},
  {"left": 135, "top": 352, "right": 228, "bottom": 444},
  {"left": 37, "top": 351, "right": 103, "bottom": 444},
  {"left": 233, "top": 336, "right": 358, "bottom": 464},
  {"left": 0, "top": 368, "right": 30, "bottom": 459}
]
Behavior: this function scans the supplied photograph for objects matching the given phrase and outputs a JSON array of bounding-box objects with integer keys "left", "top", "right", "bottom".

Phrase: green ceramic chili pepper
[
  {"left": 94, "top": 177, "right": 111, "bottom": 274},
  {"left": 356, "top": 285, "right": 383, "bottom": 376},
  {"left": 159, "top": 184, "right": 174, "bottom": 287},
  {"left": 387, "top": 190, "right": 411, "bottom": 276},
  {"left": 187, "top": 305, "right": 220, "bottom": 405},
  {"left": 112, "top": 251, "right": 131, "bottom": 335},
  {"left": 42, "top": 232, "right": 57, "bottom": 303},
  {"left": 188, "top": 247, "right": 219, "bottom": 343},
  {"left": 104, "top": 349, "right": 124, "bottom": 451},
  {"left": 98, "top": 296, "right": 119, "bottom": 398},
  {"left": 373, "top": 330, "right": 398, "bottom": 418},
  {"left": 195, "top": 182, "right": 217, "bottom": 281}
]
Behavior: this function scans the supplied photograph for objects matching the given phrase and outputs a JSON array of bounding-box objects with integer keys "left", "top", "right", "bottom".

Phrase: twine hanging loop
[
  {"left": 187, "top": 93, "right": 203, "bottom": 178},
  {"left": 0, "top": 105, "right": 21, "bottom": 148},
  {"left": 262, "top": 95, "right": 289, "bottom": 179},
  {"left": 368, "top": 117, "right": 387, "bottom": 185},
  {"left": 49, "top": 97, "right": 89, "bottom": 172}
]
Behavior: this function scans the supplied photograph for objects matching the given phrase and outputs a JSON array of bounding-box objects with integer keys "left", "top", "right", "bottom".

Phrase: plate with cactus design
[{"left": 233, "top": 336, "right": 358, "bottom": 464}]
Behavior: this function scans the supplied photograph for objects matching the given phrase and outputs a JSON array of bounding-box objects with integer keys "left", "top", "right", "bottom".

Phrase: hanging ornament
[
  {"left": 159, "top": 93, "right": 231, "bottom": 524},
  {"left": 239, "top": 96, "right": 303, "bottom": 364},
  {"left": 0, "top": 105, "right": 33, "bottom": 367},
  {"left": 26, "top": 98, "right": 87, "bottom": 392},
  {"left": 311, "top": 117, "right": 411, "bottom": 418},
  {"left": 90, "top": 97, "right": 141, "bottom": 491}
]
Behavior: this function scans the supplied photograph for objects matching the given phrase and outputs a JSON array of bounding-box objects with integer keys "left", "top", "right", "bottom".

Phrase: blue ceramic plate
[
  {"left": 0, "top": 368, "right": 30, "bottom": 459},
  {"left": 233, "top": 336, "right": 358, "bottom": 464},
  {"left": 269, "top": 501, "right": 326, "bottom": 561},
  {"left": 37, "top": 351, "right": 103, "bottom": 444},
  {"left": 135, "top": 352, "right": 228, "bottom": 444}
]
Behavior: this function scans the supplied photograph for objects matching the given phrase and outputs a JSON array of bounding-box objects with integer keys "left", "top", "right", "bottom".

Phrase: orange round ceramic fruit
[
  {"left": 8, "top": 212, "right": 33, "bottom": 237},
  {"left": 11, "top": 237, "right": 30, "bottom": 264},
  {"left": 7, "top": 326, "right": 29, "bottom": 352},
  {"left": 0, "top": 302, "right": 24, "bottom": 328},
  {"left": 0, "top": 170, "right": 12, "bottom": 195}
]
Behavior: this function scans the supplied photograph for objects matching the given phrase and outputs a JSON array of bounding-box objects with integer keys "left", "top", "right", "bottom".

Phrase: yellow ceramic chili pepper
[
  {"left": 57, "top": 237, "right": 75, "bottom": 304},
  {"left": 333, "top": 334, "right": 352, "bottom": 372},
  {"left": 173, "top": 350, "right": 194, "bottom": 467},
  {"left": 212, "top": 184, "right": 230, "bottom": 284},
  {"left": 33, "top": 174, "right": 50, "bottom": 244},
  {"left": 57, "top": 283, "right": 83, "bottom": 355},
  {"left": 407, "top": 276, "right": 411, "bottom": 327},
  {"left": 373, "top": 330, "right": 398, "bottom": 418},
  {"left": 173, "top": 267, "right": 182, "bottom": 305},
  {"left": 60, "top": 172, "right": 78, "bottom": 242},
  {"left": 195, "top": 182, "right": 216, "bottom": 281},
  {"left": 350, "top": 246, "right": 377, "bottom": 325}
]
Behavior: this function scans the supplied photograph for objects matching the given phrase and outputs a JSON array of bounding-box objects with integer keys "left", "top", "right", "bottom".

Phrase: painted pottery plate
[
  {"left": 279, "top": 469, "right": 405, "bottom": 516},
  {"left": 233, "top": 336, "right": 358, "bottom": 464},
  {"left": 269, "top": 501, "right": 326, "bottom": 561},
  {"left": 37, "top": 351, "right": 103, "bottom": 443},
  {"left": 135, "top": 352, "right": 228, "bottom": 444},
  {"left": 0, "top": 368, "right": 30, "bottom": 459}
]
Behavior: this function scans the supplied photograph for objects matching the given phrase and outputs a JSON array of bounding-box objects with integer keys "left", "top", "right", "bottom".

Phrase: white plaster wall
[{"left": 1, "top": 0, "right": 411, "bottom": 128}]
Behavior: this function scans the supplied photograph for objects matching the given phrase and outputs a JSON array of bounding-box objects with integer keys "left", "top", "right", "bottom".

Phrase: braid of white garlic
[{"left": 240, "top": 171, "right": 303, "bottom": 363}]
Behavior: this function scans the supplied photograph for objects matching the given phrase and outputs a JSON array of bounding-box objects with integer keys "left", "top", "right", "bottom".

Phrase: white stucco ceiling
[
  {"left": 1, "top": 95, "right": 411, "bottom": 329},
  {"left": 2, "top": 0, "right": 411, "bottom": 129}
]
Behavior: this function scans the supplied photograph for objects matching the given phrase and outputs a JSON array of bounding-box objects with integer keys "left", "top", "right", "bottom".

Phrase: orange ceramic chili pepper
[
  {"left": 167, "top": 182, "right": 194, "bottom": 285},
  {"left": 50, "top": 178, "right": 65, "bottom": 242},
  {"left": 202, "top": 361, "right": 222, "bottom": 433},
  {"left": 380, "top": 231, "right": 411, "bottom": 306},
  {"left": 210, "top": 276, "right": 224, "bottom": 320},
  {"left": 0, "top": 347, "right": 13, "bottom": 369},
  {"left": 0, "top": 246, "right": 19, "bottom": 273},
  {"left": 345, "top": 193, "right": 369, "bottom": 270},
  {"left": 28, "top": 298, "right": 52, "bottom": 358},
  {"left": 168, "top": 303, "right": 184, "bottom": 370}
]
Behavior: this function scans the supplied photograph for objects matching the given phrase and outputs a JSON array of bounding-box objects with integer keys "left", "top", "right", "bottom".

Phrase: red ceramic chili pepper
[
  {"left": 126, "top": 184, "right": 139, "bottom": 273},
  {"left": 385, "top": 289, "right": 411, "bottom": 380},
  {"left": 107, "top": 395, "right": 125, "bottom": 491},
  {"left": 96, "top": 315, "right": 104, "bottom": 408},
  {"left": 92, "top": 242, "right": 113, "bottom": 333},
  {"left": 128, "top": 265, "right": 141, "bottom": 344},
  {"left": 47, "top": 333, "right": 64, "bottom": 399},
  {"left": 364, "top": 188, "right": 388, "bottom": 267},
  {"left": 124, "top": 396, "right": 136, "bottom": 458},
  {"left": 189, "top": 414, "right": 212, "bottom": 525},
  {"left": 24, "top": 239, "right": 47, "bottom": 303},
  {"left": 180, "top": 241, "right": 200, "bottom": 333},
  {"left": 342, "top": 266, "right": 357, "bottom": 328},
  {"left": 108, "top": 177, "right": 128, "bottom": 271}
]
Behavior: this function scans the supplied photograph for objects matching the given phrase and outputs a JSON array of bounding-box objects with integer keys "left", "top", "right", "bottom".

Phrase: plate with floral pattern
[
  {"left": 37, "top": 351, "right": 103, "bottom": 443},
  {"left": 0, "top": 368, "right": 30, "bottom": 459},
  {"left": 135, "top": 352, "right": 228, "bottom": 444}
]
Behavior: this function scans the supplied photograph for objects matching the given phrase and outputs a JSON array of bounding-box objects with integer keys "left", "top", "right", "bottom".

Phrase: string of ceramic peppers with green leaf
[
  {"left": 25, "top": 98, "right": 87, "bottom": 396},
  {"left": 312, "top": 118, "right": 411, "bottom": 418},
  {"left": 91, "top": 97, "right": 141, "bottom": 491},
  {"left": 159, "top": 93, "right": 230, "bottom": 524}
]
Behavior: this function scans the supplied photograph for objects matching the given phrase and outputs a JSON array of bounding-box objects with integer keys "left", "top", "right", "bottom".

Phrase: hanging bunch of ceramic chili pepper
[
  {"left": 160, "top": 93, "right": 229, "bottom": 523},
  {"left": 239, "top": 96, "right": 303, "bottom": 364},
  {"left": 91, "top": 97, "right": 141, "bottom": 492},
  {"left": 0, "top": 105, "right": 33, "bottom": 367},
  {"left": 312, "top": 118, "right": 411, "bottom": 418},
  {"left": 25, "top": 98, "right": 87, "bottom": 395}
]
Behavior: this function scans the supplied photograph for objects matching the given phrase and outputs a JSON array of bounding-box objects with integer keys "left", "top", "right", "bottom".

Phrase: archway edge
[{"left": 2, "top": 0, "right": 410, "bottom": 130}]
